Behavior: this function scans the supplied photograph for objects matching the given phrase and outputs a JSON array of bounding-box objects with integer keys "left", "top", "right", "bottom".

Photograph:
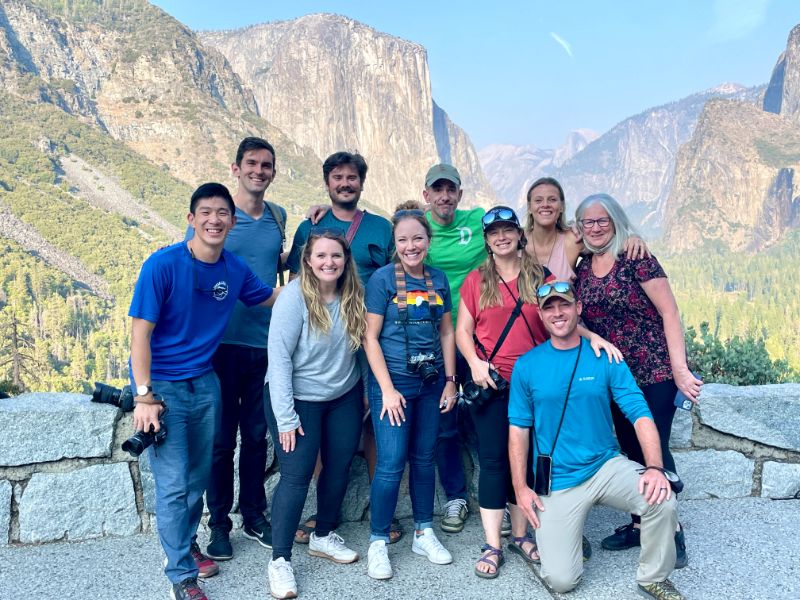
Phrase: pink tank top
[{"left": 545, "top": 233, "right": 576, "bottom": 282}]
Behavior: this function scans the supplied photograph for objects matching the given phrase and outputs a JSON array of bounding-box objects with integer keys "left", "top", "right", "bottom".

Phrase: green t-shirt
[{"left": 426, "top": 207, "right": 486, "bottom": 325}]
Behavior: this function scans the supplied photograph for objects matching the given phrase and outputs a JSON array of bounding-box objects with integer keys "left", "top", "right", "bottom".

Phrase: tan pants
[{"left": 536, "top": 455, "right": 677, "bottom": 593}]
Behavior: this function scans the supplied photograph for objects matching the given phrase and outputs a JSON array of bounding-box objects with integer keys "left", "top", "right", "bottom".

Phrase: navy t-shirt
[
  {"left": 286, "top": 210, "right": 393, "bottom": 283},
  {"left": 185, "top": 202, "right": 285, "bottom": 348},
  {"left": 365, "top": 263, "right": 452, "bottom": 376},
  {"left": 128, "top": 243, "right": 273, "bottom": 381}
]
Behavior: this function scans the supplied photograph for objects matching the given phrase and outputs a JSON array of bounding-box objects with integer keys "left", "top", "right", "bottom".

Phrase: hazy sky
[{"left": 151, "top": 0, "right": 799, "bottom": 150}]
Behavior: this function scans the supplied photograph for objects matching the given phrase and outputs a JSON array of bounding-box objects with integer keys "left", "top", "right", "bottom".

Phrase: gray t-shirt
[{"left": 267, "top": 280, "right": 363, "bottom": 432}]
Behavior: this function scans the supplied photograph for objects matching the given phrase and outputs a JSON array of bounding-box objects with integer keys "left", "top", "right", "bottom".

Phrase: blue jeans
[
  {"left": 207, "top": 344, "right": 269, "bottom": 531},
  {"left": 149, "top": 371, "right": 220, "bottom": 584},
  {"left": 369, "top": 372, "right": 444, "bottom": 542}
]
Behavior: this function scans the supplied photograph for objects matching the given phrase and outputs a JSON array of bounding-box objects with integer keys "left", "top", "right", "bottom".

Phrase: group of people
[{"left": 129, "top": 137, "right": 702, "bottom": 600}]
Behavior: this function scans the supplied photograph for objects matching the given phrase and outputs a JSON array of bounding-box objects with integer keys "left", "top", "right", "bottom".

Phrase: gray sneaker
[{"left": 440, "top": 498, "right": 468, "bottom": 533}]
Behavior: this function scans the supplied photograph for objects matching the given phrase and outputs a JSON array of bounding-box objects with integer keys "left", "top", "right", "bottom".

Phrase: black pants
[
  {"left": 611, "top": 378, "right": 678, "bottom": 523},
  {"left": 266, "top": 383, "right": 363, "bottom": 561},
  {"left": 207, "top": 344, "right": 269, "bottom": 531}
]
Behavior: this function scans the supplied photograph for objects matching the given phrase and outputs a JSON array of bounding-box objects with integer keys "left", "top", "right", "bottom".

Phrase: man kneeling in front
[{"left": 508, "top": 281, "right": 683, "bottom": 600}]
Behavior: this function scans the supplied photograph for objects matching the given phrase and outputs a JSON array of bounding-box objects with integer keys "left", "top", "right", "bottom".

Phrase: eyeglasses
[
  {"left": 536, "top": 281, "right": 573, "bottom": 298},
  {"left": 578, "top": 217, "right": 611, "bottom": 229},
  {"left": 482, "top": 207, "right": 517, "bottom": 228},
  {"left": 193, "top": 253, "right": 229, "bottom": 301}
]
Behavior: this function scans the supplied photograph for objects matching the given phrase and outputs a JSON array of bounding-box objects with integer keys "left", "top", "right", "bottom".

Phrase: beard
[{"left": 330, "top": 188, "right": 361, "bottom": 211}]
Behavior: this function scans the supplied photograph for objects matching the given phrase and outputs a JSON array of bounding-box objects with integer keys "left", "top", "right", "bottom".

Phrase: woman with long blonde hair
[
  {"left": 457, "top": 206, "right": 621, "bottom": 579},
  {"left": 266, "top": 229, "right": 367, "bottom": 599}
]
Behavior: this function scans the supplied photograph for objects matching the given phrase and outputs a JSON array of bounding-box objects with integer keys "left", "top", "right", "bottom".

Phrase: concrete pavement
[{"left": 1, "top": 498, "right": 798, "bottom": 600}]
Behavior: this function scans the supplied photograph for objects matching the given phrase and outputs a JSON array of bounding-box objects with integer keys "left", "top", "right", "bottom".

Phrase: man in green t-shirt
[{"left": 423, "top": 164, "right": 487, "bottom": 534}]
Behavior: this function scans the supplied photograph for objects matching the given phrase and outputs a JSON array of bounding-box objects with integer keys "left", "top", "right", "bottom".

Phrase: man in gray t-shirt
[{"left": 187, "top": 137, "right": 286, "bottom": 564}]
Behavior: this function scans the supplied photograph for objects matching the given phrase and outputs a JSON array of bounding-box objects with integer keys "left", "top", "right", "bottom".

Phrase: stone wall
[{"left": 1, "top": 384, "right": 799, "bottom": 547}]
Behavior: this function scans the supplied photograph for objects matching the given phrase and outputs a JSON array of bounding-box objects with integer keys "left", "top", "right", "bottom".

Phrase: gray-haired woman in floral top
[{"left": 573, "top": 193, "right": 702, "bottom": 570}]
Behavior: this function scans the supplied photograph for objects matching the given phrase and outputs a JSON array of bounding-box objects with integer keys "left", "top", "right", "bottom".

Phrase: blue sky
[{"left": 151, "top": 0, "right": 799, "bottom": 150}]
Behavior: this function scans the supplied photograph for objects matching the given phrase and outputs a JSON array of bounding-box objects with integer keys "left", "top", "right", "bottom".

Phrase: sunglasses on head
[
  {"left": 536, "top": 281, "right": 573, "bottom": 298},
  {"left": 394, "top": 209, "right": 425, "bottom": 218},
  {"left": 482, "top": 207, "right": 517, "bottom": 227}
]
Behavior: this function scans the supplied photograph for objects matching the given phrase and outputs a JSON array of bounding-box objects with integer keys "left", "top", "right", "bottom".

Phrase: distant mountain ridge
[
  {"left": 199, "top": 13, "right": 496, "bottom": 212},
  {"left": 480, "top": 84, "right": 764, "bottom": 237}
]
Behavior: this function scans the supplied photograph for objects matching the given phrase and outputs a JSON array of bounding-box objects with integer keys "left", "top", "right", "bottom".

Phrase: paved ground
[{"left": 1, "top": 498, "right": 798, "bottom": 600}]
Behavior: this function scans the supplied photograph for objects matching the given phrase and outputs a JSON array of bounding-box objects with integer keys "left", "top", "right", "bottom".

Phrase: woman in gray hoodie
[{"left": 266, "top": 229, "right": 367, "bottom": 599}]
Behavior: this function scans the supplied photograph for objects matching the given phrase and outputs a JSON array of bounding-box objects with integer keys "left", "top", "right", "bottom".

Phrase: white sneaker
[
  {"left": 268, "top": 558, "right": 298, "bottom": 599},
  {"left": 367, "top": 540, "right": 393, "bottom": 580},
  {"left": 308, "top": 531, "right": 359, "bottom": 564},
  {"left": 412, "top": 528, "right": 453, "bottom": 565}
]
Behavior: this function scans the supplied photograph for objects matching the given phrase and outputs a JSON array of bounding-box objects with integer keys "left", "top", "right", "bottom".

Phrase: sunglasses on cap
[
  {"left": 393, "top": 209, "right": 425, "bottom": 218},
  {"left": 536, "top": 281, "right": 573, "bottom": 298},
  {"left": 481, "top": 207, "right": 519, "bottom": 229}
]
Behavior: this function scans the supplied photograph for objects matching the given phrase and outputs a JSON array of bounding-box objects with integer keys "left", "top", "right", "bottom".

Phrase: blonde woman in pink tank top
[{"left": 524, "top": 177, "right": 649, "bottom": 277}]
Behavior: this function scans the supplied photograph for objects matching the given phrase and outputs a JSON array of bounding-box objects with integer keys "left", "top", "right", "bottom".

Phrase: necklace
[{"left": 534, "top": 231, "right": 558, "bottom": 266}]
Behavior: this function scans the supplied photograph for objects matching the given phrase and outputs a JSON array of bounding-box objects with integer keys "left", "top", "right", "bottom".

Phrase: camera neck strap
[
  {"left": 394, "top": 262, "right": 440, "bottom": 369},
  {"left": 533, "top": 340, "right": 583, "bottom": 456},
  {"left": 498, "top": 273, "right": 538, "bottom": 344},
  {"left": 474, "top": 273, "right": 526, "bottom": 363}
]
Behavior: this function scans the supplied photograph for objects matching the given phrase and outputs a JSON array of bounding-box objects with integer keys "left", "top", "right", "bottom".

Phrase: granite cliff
[
  {"left": 199, "top": 14, "right": 496, "bottom": 212},
  {"left": 663, "top": 26, "right": 800, "bottom": 253}
]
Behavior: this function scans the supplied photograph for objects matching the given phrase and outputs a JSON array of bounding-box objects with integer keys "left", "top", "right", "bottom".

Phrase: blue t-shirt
[
  {"left": 365, "top": 263, "right": 451, "bottom": 376},
  {"left": 128, "top": 243, "right": 273, "bottom": 381},
  {"left": 508, "top": 338, "right": 652, "bottom": 491},
  {"left": 185, "top": 202, "right": 285, "bottom": 348},
  {"left": 286, "top": 210, "right": 393, "bottom": 283}
]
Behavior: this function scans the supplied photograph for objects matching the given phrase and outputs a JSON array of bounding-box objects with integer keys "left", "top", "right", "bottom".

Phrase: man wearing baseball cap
[
  {"left": 507, "top": 281, "right": 684, "bottom": 600},
  {"left": 423, "top": 163, "right": 486, "bottom": 534}
]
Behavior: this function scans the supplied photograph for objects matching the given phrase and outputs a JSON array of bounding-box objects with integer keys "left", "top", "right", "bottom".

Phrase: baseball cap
[
  {"left": 425, "top": 164, "right": 461, "bottom": 188},
  {"left": 482, "top": 205, "right": 521, "bottom": 232},
  {"left": 536, "top": 281, "right": 576, "bottom": 306}
]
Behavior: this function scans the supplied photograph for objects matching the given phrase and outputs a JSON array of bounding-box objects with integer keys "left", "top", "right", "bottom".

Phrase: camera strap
[
  {"left": 394, "top": 262, "right": 440, "bottom": 371},
  {"left": 497, "top": 274, "right": 538, "bottom": 344},
  {"left": 532, "top": 340, "right": 582, "bottom": 457}
]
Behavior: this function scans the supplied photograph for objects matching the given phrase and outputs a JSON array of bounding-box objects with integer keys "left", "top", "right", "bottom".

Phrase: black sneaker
[
  {"left": 170, "top": 577, "right": 208, "bottom": 600},
  {"left": 601, "top": 522, "right": 641, "bottom": 551},
  {"left": 206, "top": 527, "right": 233, "bottom": 561},
  {"left": 674, "top": 526, "right": 688, "bottom": 569},
  {"left": 243, "top": 520, "right": 272, "bottom": 549}
]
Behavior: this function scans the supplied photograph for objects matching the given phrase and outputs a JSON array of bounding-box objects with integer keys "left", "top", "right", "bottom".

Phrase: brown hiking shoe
[{"left": 637, "top": 579, "right": 685, "bottom": 600}]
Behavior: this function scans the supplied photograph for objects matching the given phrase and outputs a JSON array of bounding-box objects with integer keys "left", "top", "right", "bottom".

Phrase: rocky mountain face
[
  {"left": 478, "top": 129, "right": 598, "bottom": 207},
  {"left": 199, "top": 14, "right": 496, "bottom": 212},
  {"left": 764, "top": 24, "right": 800, "bottom": 119},
  {"left": 663, "top": 26, "right": 800, "bottom": 253},
  {"left": 0, "top": 0, "right": 321, "bottom": 199},
  {"left": 552, "top": 84, "right": 764, "bottom": 236}
]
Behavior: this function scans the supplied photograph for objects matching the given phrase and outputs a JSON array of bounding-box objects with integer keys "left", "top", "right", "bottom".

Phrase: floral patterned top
[{"left": 574, "top": 254, "right": 672, "bottom": 387}]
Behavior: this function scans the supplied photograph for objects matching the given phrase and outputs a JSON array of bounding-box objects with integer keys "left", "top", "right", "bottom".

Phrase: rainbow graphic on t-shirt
[{"left": 392, "top": 290, "right": 444, "bottom": 307}]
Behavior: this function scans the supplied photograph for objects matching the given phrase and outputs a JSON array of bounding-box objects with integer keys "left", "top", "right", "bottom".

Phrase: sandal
[
  {"left": 474, "top": 543, "right": 505, "bottom": 579},
  {"left": 388, "top": 517, "right": 404, "bottom": 545},
  {"left": 508, "top": 535, "right": 540, "bottom": 564},
  {"left": 294, "top": 515, "right": 315, "bottom": 544}
]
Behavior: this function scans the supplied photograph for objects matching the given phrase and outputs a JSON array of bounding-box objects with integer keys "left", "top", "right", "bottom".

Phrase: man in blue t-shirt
[
  {"left": 508, "top": 282, "right": 682, "bottom": 600},
  {"left": 186, "top": 138, "right": 285, "bottom": 563},
  {"left": 130, "top": 182, "right": 278, "bottom": 600},
  {"left": 285, "top": 151, "right": 392, "bottom": 283}
]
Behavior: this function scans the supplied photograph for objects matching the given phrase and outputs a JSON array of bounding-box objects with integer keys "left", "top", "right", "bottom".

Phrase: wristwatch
[
  {"left": 136, "top": 384, "right": 153, "bottom": 397},
  {"left": 445, "top": 375, "right": 457, "bottom": 383}
]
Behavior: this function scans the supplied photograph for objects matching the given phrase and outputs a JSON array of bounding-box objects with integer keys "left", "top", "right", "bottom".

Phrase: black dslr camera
[
  {"left": 91, "top": 381, "right": 167, "bottom": 456},
  {"left": 407, "top": 352, "right": 439, "bottom": 385},
  {"left": 91, "top": 382, "right": 135, "bottom": 412},
  {"left": 462, "top": 368, "right": 509, "bottom": 408},
  {"left": 121, "top": 405, "right": 168, "bottom": 457}
]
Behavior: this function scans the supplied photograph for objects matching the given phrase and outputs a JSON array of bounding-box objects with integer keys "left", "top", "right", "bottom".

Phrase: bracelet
[{"left": 445, "top": 375, "right": 457, "bottom": 383}]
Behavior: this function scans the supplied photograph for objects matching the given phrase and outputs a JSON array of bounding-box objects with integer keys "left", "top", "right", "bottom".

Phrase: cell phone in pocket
[{"left": 534, "top": 454, "right": 553, "bottom": 496}]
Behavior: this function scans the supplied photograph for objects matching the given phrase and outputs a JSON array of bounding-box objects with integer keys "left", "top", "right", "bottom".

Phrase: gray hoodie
[{"left": 267, "top": 280, "right": 363, "bottom": 432}]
